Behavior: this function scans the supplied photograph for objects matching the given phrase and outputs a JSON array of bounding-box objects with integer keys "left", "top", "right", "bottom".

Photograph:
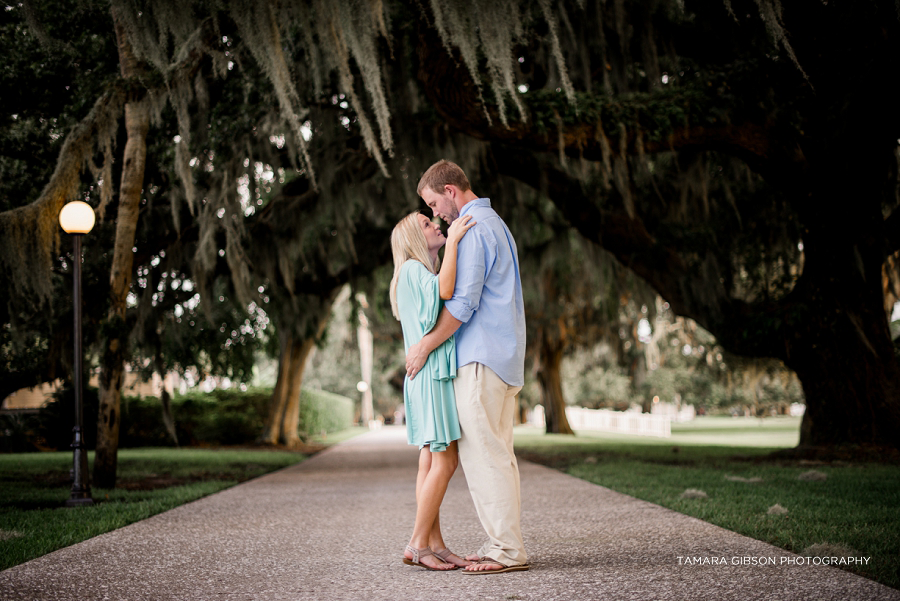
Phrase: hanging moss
[
  {"left": 0, "top": 86, "right": 124, "bottom": 321},
  {"left": 4, "top": 0, "right": 818, "bottom": 352}
]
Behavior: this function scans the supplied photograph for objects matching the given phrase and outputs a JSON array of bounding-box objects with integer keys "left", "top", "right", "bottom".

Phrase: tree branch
[
  {"left": 885, "top": 206, "right": 900, "bottom": 257},
  {"left": 491, "top": 144, "right": 788, "bottom": 359},
  {"left": 416, "top": 28, "right": 778, "bottom": 171},
  {"left": 490, "top": 145, "right": 685, "bottom": 293}
]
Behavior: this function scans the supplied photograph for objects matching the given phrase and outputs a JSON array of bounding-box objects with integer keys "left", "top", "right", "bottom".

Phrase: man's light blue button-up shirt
[{"left": 443, "top": 198, "right": 526, "bottom": 386}]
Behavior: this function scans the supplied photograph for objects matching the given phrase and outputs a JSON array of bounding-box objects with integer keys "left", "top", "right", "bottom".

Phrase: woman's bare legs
[{"left": 404, "top": 441, "right": 469, "bottom": 569}]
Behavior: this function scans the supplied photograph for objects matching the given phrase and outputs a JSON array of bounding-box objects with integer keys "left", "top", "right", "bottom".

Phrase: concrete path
[{"left": 1, "top": 426, "right": 897, "bottom": 601}]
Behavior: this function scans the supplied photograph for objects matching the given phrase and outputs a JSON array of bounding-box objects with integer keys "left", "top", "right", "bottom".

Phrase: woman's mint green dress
[{"left": 397, "top": 260, "right": 460, "bottom": 452}]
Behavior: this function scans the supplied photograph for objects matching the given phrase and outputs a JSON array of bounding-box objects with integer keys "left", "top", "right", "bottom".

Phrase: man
[{"left": 406, "top": 159, "right": 528, "bottom": 574}]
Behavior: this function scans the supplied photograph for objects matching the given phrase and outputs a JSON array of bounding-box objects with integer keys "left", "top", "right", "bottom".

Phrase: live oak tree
[
  {"left": 0, "top": 0, "right": 408, "bottom": 475},
  {"left": 90, "top": 5, "right": 151, "bottom": 486},
  {"left": 2, "top": 0, "right": 465, "bottom": 458},
  {"left": 0, "top": 1, "right": 123, "bottom": 477},
  {"left": 413, "top": 0, "right": 900, "bottom": 450},
  {"left": 4, "top": 0, "right": 900, "bottom": 474}
]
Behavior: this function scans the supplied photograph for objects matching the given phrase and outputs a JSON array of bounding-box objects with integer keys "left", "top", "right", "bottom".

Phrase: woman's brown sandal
[
  {"left": 433, "top": 548, "right": 469, "bottom": 568},
  {"left": 402, "top": 545, "right": 455, "bottom": 571}
]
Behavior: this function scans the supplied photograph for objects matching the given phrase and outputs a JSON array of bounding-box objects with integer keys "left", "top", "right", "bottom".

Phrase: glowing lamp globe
[{"left": 59, "top": 201, "right": 95, "bottom": 234}]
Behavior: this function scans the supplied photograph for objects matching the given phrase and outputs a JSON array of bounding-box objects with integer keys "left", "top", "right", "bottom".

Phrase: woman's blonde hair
[{"left": 389, "top": 211, "right": 439, "bottom": 320}]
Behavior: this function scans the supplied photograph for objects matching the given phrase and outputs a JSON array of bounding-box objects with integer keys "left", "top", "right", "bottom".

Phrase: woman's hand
[{"left": 446, "top": 214, "right": 476, "bottom": 246}]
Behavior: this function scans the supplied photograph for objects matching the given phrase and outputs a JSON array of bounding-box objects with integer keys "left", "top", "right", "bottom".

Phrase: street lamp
[{"left": 59, "top": 201, "right": 95, "bottom": 507}]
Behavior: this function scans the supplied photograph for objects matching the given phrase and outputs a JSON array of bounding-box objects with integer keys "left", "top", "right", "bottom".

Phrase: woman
[{"left": 390, "top": 210, "right": 475, "bottom": 571}]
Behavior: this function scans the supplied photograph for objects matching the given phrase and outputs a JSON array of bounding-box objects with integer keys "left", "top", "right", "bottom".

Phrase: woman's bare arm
[{"left": 439, "top": 215, "right": 475, "bottom": 300}]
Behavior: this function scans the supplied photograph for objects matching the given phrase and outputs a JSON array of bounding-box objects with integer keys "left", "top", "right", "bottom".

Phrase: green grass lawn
[
  {"left": 514, "top": 416, "right": 900, "bottom": 589},
  {"left": 0, "top": 446, "right": 311, "bottom": 571},
  {"left": 309, "top": 425, "right": 368, "bottom": 445}
]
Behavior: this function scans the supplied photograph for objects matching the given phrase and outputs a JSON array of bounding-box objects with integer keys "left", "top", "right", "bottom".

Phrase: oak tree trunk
[
  {"left": 791, "top": 304, "right": 900, "bottom": 449},
  {"left": 279, "top": 335, "right": 315, "bottom": 447},
  {"left": 535, "top": 330, "right": 574, "bottom": 435},
  {"left": 260, "top": 332, "right": 293, "bottom": 445},
  {"left": 357, "top": 305, "right": 375, "bottom": 425},
  {"left": 259, "top": 332, "right": 316, "bottom": 448},
  {"left": 155, "top": 347, "right": 178, "bottom": 447},
  {"left": 780, "top": 158, "right": 900, "bottom": 450},
  {"left": 94, "top": 8, "right": 149, "bottom": 488},
  {"left": 786, "top": 251, "right": 900, "bottom": 449},
  {"left": 260, "top": 297, "right": 335, "bottom": 448}
]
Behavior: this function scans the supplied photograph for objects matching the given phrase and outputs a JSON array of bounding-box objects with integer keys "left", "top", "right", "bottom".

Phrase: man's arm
[{"left": 405, "top": 307, "right": 462, "bottom": 379}]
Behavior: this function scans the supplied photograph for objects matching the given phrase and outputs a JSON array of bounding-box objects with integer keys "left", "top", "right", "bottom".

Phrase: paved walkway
[{"left": 1, "top": 426, "right": 897, "bottom": 601}]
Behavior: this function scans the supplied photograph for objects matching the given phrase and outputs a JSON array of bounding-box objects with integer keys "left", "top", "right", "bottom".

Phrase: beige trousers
[{"left": 454, "top": 362, "right": 527, "bottom": 566}]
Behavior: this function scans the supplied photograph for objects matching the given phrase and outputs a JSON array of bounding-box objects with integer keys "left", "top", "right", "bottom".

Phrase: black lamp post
[{"left": 59, "top": 201, "right": 95, "bottom": 507}]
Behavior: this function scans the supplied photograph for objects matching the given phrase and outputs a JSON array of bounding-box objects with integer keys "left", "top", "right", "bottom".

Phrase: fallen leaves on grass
[
  {"left": 0, "top": 529, "right": 24, "bottom": 541},
  {"left": 767, "top": 504, "right": 789, "bottom": 516},
  {"left": 724, "top": 475, "right": 763, "bottom": 483}
]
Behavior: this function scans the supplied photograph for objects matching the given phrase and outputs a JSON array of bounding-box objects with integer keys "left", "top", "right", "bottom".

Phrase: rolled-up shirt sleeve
[{"left": 444, "top": 228, "right": 489, "bottom": 324}]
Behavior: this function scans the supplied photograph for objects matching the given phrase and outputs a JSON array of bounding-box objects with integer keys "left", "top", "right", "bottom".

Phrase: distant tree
[{"left": 515, "top": 190, "right": 621, "bottom": 434}]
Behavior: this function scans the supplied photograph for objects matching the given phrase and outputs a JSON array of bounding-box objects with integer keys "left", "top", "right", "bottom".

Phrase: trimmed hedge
[
  {"left": 6, "top": 386, "right": 354, "bottom": 450},
  {"left": 297, "top": 389, "right": 354, "bottom": 438},
  {"left": 133, "top": 388, "right": 271, "bottom": 447}
]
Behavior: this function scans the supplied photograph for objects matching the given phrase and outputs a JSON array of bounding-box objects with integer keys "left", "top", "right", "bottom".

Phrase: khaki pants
[{"left": 454, "top": 362, "right": 527, "bottom": 566}]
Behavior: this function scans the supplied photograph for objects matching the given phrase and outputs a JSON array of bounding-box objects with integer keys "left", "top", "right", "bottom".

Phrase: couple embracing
[{"left": 389, "top": 160, "right": 528, "bottom": 574}]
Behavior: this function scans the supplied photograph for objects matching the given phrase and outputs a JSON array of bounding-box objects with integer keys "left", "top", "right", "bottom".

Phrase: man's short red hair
[{"left": 416, "top": 159, "right": 471, "bottom": 197}]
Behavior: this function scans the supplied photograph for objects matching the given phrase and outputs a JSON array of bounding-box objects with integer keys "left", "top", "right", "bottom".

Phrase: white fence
[
  {"left": 650, "top": 401, "right": 696, "bottom": 423},
  {"left": 531, "top": 405, "right": 671, "bottom": 438}
]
